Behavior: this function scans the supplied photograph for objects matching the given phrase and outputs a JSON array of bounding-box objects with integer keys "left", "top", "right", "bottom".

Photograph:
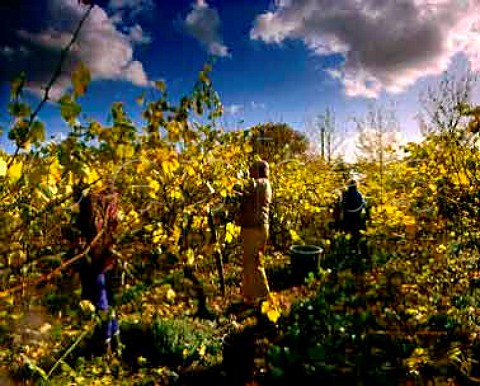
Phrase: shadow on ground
[{"left": 266, "top": 264, "right": 307, "bottom": 291}]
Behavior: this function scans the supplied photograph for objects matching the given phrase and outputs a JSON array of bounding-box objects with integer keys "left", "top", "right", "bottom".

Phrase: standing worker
[
  {"left": 341, "top": 179, "right": 369, "bottom": 256},
  {"left": 72, "top": 182, "right": 123, "bottom": 357},
  {"left": 237, "top": 160, "right": 272, "bottom": 307}
]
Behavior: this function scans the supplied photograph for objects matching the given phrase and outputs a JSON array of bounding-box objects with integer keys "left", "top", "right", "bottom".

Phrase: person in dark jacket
[
  {"left": 341, "top": 180, "right": 367, "bottom": 232},
  {"left": 72, "top": 183, "right": 123, "bottom": 357},
  {"left": 341, "top": 179, "right": 369, "bottom": 257}
]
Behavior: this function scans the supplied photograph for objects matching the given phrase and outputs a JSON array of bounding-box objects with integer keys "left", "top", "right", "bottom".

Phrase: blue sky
[{"left": 1, "top": 0, "right": 480, "bottom": 158}]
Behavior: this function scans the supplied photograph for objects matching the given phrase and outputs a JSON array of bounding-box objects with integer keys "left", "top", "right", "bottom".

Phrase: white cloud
[
  {"left": 0, "top": 0, "right": 152, "bottom": 98},
  {"left": 126, "top": 24, "right": 151, "bottom": 44},
  {"left": 183, "top": 0, "right": 229, "bottom": 57},
  {"left": 123, "top": 60, "right": 150, "bottom": 85},
  {"left": 49, "top": 131, "right": 67, "bottom": 144},
  {"left": 108, "top": 0, "right": 154, "bottom": 16},
  {"left": 251, "top": 0, "right": 480, "bottom": 98},
  {"left": 224, "top": 104, "right": 243, "bottom": 115},
  {"left": 250, "top": 101, "right": 266, "bottom": 110}
]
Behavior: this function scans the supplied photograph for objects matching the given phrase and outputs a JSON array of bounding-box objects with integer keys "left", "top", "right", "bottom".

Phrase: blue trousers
[{"left": 80, "top": 269, "right": 119, "bottom": 344}]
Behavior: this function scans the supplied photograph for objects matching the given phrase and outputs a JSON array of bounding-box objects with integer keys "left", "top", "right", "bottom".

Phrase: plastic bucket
[{"left": 290, "top": 244, "right": 323, "bottom": 280}]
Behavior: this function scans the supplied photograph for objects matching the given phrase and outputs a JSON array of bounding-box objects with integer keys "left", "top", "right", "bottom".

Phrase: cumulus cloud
[
  {"left": 183, "top": 0, "right": 229, "bottom": 57},
  {"left": 251, "top": 0, "right": 480, "bottom": 98},
  {"left": 0, "top": 0, "right": 152, "bottom": 99}
]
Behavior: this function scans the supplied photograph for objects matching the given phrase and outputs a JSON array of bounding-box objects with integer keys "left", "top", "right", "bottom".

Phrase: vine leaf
[
  {"left": 0, "top": 159, "right": 7, "bottom": 177},
  {"left": 72, "top": 62, "right": 91, "bottom": 97},
  {"left": 58, "top": 94, "right": 82, "bottom": 125},
  {"left": 7, "top": 160, "right": 23, "bottom": 183}
]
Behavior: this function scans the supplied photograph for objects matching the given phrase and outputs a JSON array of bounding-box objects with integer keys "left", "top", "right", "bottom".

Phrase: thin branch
[
  {"left": 46, "top": 320, "right": 96, "bottom": 379},
  {"left": 0, "top": 227, "right": 104, "bottom": 298},
  {"left": 7, "top": 3, "right": 94, "bottom": 167}
]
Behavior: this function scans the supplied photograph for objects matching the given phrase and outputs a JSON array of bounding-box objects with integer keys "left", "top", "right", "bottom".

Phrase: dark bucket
[{"left": 290, "top": 244, "right": 323, "bottom": 281}]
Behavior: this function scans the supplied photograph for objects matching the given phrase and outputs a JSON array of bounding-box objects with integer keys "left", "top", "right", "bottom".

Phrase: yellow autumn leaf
[
  {"left": 166, "top": 288, "right": 176, "bottom": 302},
  {"left": 136, "top": 95, "right": 145, "bottom": 106},
  {"left": 161, "top": 158, "right": 179, "bottom": 176},
  {"left": 166, "top": 121, "right": 181, "bottom": 141},
  {"left": 148, "top": 178, "right": 160, "bottom": 192},
  {"left": 412, "top": 347, "right": 425, "bottom": 356},
  {"left": 115, "top": 144, "right": 125, "bottom": 158},
  {"left": 0, "top": 158, "right": 7, "bottom": 177},
  {"left": 72, "top": 62, "right": 91, "bottom": 97},
  {"left": 39, "top": 323, "right": 52, "bottom": 334},
  {"left": 81, "top": 165, "right": 99, "bottom": 185},
  {"left": 115, "top": 144, "right": 135, "bottom": 159},
  {"left": 89, "top": 121, "right": 102, "bottom": 135},
  {"left": 7, "top": 160, "right": 23, "bottom": 182},
  {"left": 185, "top": 164, "right": 197, "bottom": 177},
  {"left": 186, "top": 248, "right": 195, "bottom": 265},
  {"left": 79, "top": 300, "right": 96, "bottom": 314},
  {"left": 126, "top": 209, "right": 140, "bottom": 224},
  {"left": 169, "top": 189, "right": 183, "bottom": 200},
  {"left": 152, "top": 234, "right": 163, "bottom": 244},
  {"left": 155, "top": 80, "right": 166, "bottom": 92},
  {"left": 403, "top": 215, "right": 415, "bottom": 224},
  {"left": 289, "top": 229, "right": 302, "bottom": 242},
  {"left": 47, "top": 157, "right": 62, "bottom": 182},
  {"left": 267, "top": 308, "right": 281, "bottom": 323},
  {"left": 225, "top": 222, "right": 239, "bottom": 243}
]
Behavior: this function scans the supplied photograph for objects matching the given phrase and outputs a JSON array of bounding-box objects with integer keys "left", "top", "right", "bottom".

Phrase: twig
[
  {"left": 46, "top": 320, "right": 97, "bottom": 379},
  {"left": 0, "top": 228, "right": 104, "bottom": 298},
  {"left": 7, "top": 3, "right": 94, "bottom": 167}
]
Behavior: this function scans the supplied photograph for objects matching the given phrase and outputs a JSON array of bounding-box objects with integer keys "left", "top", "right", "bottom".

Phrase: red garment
[{"left": 77, "top": 186, "right": 119, "bottom": 271}]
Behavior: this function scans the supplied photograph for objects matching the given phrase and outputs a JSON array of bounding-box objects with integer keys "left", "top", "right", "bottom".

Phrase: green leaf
[
  {"left": 24, "top": 357, "right": 48, "bottom": 380},
  {"left": 8, "top": 119, "right": 29, "bottom": 147},
  {"left": 71, "top": 62, "right": 91, "bottom": 97},
  {"left": 30, "top": 121, "right": 46, "bottom": 145},
  {"left": 58, "top": 94, "right": 81, "bottom": 125},
  {"left": 10, "top": 72, "right": 26, "bottom": 100},
  {"left": 8, "top": 101, "right": 31, "bottom": 118},
  {"left": 155, "top": 80, "right": 166, "bottom": 92}
]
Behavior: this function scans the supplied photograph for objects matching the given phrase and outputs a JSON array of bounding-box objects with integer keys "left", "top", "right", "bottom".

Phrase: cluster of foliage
[
  {"left": 263, "top": 74, "right": 480, "bottom": 385},
  {"left": 0, "top": 53, "right": 345, "bottom": 383},
  {"left": 2, "top": 9, "right": 480, "bottom": 383}
]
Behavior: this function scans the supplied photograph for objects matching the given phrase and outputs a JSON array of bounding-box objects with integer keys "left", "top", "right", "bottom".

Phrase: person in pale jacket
[{"left": 236, "top": 160, "right": 272, "bottom": 306}]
